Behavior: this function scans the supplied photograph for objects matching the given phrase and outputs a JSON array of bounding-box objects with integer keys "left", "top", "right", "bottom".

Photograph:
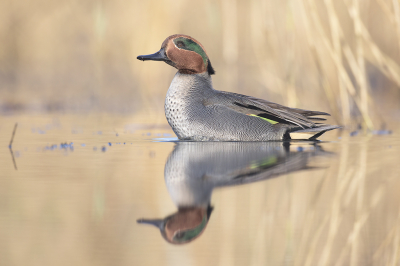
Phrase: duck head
[
  {"left": 137, "top": 34, "right": 215, "bottom": 75},
  {"left": 137, "top": 205, "right": 213, "bottom": 245}
]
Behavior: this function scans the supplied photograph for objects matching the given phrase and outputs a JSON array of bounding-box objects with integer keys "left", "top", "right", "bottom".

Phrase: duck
[
  {"left": 137, "top": 34, "right": 340, "bottom": 141},
  {"left": 137, "top": 141, "right": 326, "bottom": 244}
]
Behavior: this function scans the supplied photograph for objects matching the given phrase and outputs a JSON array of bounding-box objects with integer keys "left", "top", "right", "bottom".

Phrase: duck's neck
[{"left": 167, "top": 72, "right": 213, "bottom": 97}]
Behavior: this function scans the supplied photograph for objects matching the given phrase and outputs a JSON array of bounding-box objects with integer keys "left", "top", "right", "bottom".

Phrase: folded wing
[{"left": 213, "top": 91, "right": 330, "bottom": 129}]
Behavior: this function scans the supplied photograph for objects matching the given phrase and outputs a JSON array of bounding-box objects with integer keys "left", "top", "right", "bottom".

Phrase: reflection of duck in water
[{"left": 138, "top": 142, "right": 325, "bottom": 244}]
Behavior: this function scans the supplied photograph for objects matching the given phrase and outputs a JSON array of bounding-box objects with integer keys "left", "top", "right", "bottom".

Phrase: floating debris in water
[
  {"left": 71, "top": 129, "right": 83, "bottom": 134},
  {"left": 60, "top": 142, "right": 74, "bottom": 151},
  {"left": 81, "top": 144, "right": 86, "bottom": 147},
  {"left": 116, "top": 133, "right": 119, "bottom": 136},
  {"left": 108, "top": 142, "right": 112, "bottom": 146},
  {"left": 297, "top": 147, "right": 304, "bottom": 152},
  {"left": 60, "top": 142, "right": 73, "bottom": 149},
  {"left": 101, "top": 146, "right": 107, "bottom": 152},
  {"left": 44, "top": 142, "right": 74, "bottom": 151},
  {"left": 350, "top": 131, "right": 359, "bottom": 137},
  {"left": 45, "top": 144, "right": 57, "bottom": 150},
  {"left": 371, "top": 130, "right": 392, "bottom": 135}
]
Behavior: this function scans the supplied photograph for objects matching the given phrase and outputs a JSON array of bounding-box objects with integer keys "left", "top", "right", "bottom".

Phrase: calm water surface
[{"left": 1, "top": 114, "right": 399, "bottom": 266}]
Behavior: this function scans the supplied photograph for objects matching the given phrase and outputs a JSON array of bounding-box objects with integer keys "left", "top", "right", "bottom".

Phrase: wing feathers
[{"left": 217, "top": 91, "right": 329, "bottom": 128}]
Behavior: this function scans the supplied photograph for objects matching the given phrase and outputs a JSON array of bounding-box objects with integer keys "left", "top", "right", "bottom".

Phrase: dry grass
[{"left": 0, "top": 0, "right": 399, "bottom": 128}]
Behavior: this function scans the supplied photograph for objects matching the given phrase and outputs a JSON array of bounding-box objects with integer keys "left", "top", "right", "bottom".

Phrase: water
[{"left": 1, "top": 114, "right": 399, "bottom": 266}]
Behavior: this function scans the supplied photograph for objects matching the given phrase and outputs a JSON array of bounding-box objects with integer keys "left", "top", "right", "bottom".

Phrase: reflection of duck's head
[{"left": 137, "top": 205, "right": 213, "bottom": 245}]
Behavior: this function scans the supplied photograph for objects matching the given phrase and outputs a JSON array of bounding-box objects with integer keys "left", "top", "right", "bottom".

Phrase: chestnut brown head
[
  {"left": 137, "top": 34, "right": 215, "bottom": 75},
  {"left": 137, "top": 205, "right": 213, "bottom": 245}
]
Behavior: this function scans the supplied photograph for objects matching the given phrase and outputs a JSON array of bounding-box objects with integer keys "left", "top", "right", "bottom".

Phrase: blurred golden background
[
  {"left": 1, "top": 2, "right": 400, "bottom": 265},
  {"left": 1, "top": 0, "right": 399, "bottom": 129}
]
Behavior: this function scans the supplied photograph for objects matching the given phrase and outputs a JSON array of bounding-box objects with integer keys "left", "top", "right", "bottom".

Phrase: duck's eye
[
  {"left": 176, "top": 41, "right": 185, "bottom": 48},
  {"left": 175, "top": 231, "right": 185, "bottom": 239}
]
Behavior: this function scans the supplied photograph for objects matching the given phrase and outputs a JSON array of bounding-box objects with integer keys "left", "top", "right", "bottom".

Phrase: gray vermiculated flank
[{"left": 165, "top": 72, "right": 288, "bottom": 141}]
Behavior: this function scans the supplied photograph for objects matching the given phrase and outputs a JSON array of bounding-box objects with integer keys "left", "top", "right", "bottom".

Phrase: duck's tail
[{"left": 288, "top": 125, "right": 341, "bottom": 140}]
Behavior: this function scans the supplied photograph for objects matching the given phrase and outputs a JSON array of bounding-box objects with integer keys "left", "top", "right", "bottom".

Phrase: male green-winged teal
[
  {"left": 137, "top": 34, "right": 340, "bottom": 141},
  {"left": 137, "top": 141, "right": 325, "bottom": 244}
]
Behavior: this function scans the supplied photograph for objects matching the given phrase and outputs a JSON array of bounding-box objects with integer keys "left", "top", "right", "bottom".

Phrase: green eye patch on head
[
  {"left": 173, "top": 37, "right": 208, "bottom": 66},
  {"left": 172, "top": 215, "right": 208, "bottom": 243}
]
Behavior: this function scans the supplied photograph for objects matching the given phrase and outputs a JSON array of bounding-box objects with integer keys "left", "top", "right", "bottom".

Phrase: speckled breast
[{"left": 164, "top": 74, "right": 193, "bottom": 139}]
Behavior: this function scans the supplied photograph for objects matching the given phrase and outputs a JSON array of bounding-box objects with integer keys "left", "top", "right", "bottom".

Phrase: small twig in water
[
  {"left": 9, "top": 123, "right": 18, "bottom": 170},
  {"left": 9, "top": 123, "right": 18, "bottom": 148}
]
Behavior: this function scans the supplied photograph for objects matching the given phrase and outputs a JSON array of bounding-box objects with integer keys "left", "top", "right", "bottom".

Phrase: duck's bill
[
  {"left": 137, "top": 49, "right": 168, "bottom": 61},
  {"left": 137, "top": 218, "right": 164, "bottom": 229}
]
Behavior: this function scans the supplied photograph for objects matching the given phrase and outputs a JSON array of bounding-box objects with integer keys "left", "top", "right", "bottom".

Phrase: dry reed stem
[
  {"left": 299, "top": 167, "right": 335, "bottom": 266},
  {"left": 376, "top": 0, "right": 397, "bottom": 24},
  {"left": 311, "top": 0, "right": 378, "bottom": 128},
  {"left": 325, "top": 0, "right": 374, "bottom": 128},
  {"left": 255, "top": 69, "right": 286, "bottom": 95},
  {"left": 249, "top": 0, "right": 290, "bottom": 98},
  {"left": 334, "top": 138, "right": 373, "bottom": 266},
  {"left": 307, "top": 0, "right": 359, "bottom": 121},
  {"left": 351, "top": 136, "right": 367, "bottom": 266},
  {"left": 336, "top": 187, "right": 385, "bottom": 265},
  {"left": 250, "top": 205, "right": 268, "bottom": 266},
  {"left": 222, "top": 0, "right": 238, "bottom": 92},
  {"left": 301, "top": 0, "right": 351, "bottom": 124},
  {"left": 373, "top": 211, "right": 400, "bottom": 262},
  {"left": 317, "top": 136, "right": 354, "bottom": 265},
  {"left": 343, "top": 0, "right": 400, "bottom": 87},
  {"left": 392, "top": 0, "right": 400, "bottom": 50},
  {"left": 314, "top": 49, "right": 342, "bottom": 120},
  {"left": 305, "top": 0, "right": 400, "bottom": 128},
  {"left": 294, "top": 169, "right": 331, "bottom": 266},
  {"left": 390, "top": 217, "right": 400, "bottom": 266},
  {"left": 303, "top": 215, "right": 330, "bottom": 266},
  {"left": 334, "top": 213, "right": 369, "bottom": 266},
  {"left": 342, "top": 167, "right": 358, "bottom": 207},
  {"left": 297, "top": 1, "right": 341, "bottom": 120},
  {"left": 351, "top": 0, "right": 370, "bottom": 131},
  {"left": 324, "top": 0, "right": 352, "bottom": 124},
  {"left": 342, "top": 42, "right": 386, "bottom": 127}
]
